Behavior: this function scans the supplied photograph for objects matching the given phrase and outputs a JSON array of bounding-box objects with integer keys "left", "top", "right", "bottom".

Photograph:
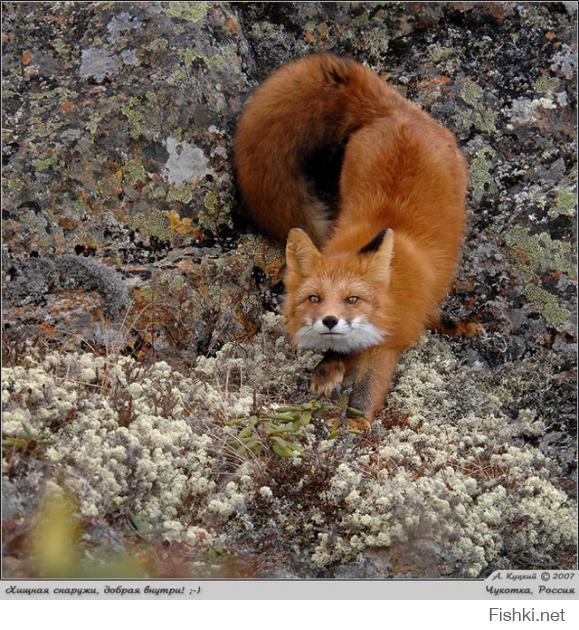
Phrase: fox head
[{"left": 282, "top": 228, "right": 394, "bottom": 353}]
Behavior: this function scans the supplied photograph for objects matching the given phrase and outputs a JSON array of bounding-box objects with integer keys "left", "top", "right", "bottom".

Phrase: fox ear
[
  {"left": 359, "top": 229, "right": 389, "bottom": 254},
  {"left": 363, "top": 229, "right": 395, "bottom": 285},
  {"left": 286, "top": 228, "right": 321, "bottom": 276}
]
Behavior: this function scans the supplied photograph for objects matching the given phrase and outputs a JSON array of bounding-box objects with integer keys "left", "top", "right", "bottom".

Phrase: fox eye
[
  {"left": 346, "top": 296, "right": 359, "bottom": 304},
  {"left": 308, "top": 295, "right": 321, "bottom": 303}
]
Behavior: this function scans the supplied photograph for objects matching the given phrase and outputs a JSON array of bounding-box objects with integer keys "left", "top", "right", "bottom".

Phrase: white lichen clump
[{"left": 1, "top": 325, "right": 576, "bottom": 577}]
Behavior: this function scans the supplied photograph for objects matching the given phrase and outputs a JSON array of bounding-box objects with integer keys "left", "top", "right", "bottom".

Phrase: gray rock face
[
  {"left": 79, "top": 47, "right": 121, "bottom": 82},
  {"left": 1, "top": 2, "right": 576, "bottom": 578},
  {"left": 163, "top": 137, "right": 214, "bottom": 186}
]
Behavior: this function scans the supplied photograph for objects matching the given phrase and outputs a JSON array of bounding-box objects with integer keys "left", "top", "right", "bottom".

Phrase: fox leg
[
  {"left": 427, "top": 309, "right": 486, "bottom": 338},
  {"left": 345, "top": 345, "right": 399, "bottom": 431},
  {"left": 311, "top": 351, "right": 357, "bottom": 398}
]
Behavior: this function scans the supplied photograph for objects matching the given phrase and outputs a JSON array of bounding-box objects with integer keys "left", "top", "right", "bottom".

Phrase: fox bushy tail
[{"left": 234, "top": 54, "right": 400, "bottom": 244}]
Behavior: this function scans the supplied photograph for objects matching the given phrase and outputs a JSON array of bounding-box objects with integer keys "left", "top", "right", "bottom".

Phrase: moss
[
  {"left": 166, "top": 2, "right": 209, "bottom": 23},
  {"left": 523, "top": 284, "right": 572, "bottom": 331}
]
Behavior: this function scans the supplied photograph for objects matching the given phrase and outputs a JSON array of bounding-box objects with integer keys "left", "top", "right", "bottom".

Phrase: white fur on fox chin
[{"left": 295, "top": 316, "right": 385, "bottom": 353}]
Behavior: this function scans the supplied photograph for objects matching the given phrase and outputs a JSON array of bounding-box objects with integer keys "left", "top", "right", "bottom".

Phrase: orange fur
[{"left": 234, "top": 53, "right": 469, "bottom": 424}]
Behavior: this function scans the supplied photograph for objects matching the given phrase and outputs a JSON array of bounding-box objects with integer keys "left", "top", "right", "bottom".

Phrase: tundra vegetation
[{"left": 2, "top": 2, "right": 576, "bottom": 578}]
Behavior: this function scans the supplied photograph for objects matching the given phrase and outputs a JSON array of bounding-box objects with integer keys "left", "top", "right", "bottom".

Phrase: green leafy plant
[{"left": 226, "top": 396, "right": 360, "bottom": 459}]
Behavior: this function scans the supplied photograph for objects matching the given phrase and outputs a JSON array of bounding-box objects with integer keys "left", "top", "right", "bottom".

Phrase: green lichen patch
[
  {"left": 180, "top": 48, "right": 200, "bottom": 69},
  {"left": 359, "top": 27, "right": 390, "bottom": 61},
  {"left": 551, "top": 187, "right": 577, "bottom": 218},
  {"left": 144, "top": 37, "right": 169, "bottom": 52},
  {"left": 128, "top": 209, "right": 171, "bottom": 242},
  {"left": 533, "top": 75, "right": 562, "bottom": 95},
  {"left": 32, "top": 157, "right": 60, "bottom": 173},
  {"left": 471, "top": 107, "right": 497, "bottom": 134},
  {"left": 502, "top": 224, "right": 575, "bottom": 332},
  {"left": 428, "top": 46, "right": 455, "bottom": 63},
  {"left": 197, "top": 190, "right": 232, "bottom": 231},
  {"left": 166, "top": 183, "right": 195, "bottom": 205},
  {"left": 506, "top": 226, "right": 575, "bottom": 276},
  {"left": 458, "top": 80, "right": 497, "bottom": 133},
  {"left": 459, "top": 80, "right": 484, "bottom": 107},
  {"left": 523, "top": 284, "right": 573, "bottom": 332},
  {"left": 468, "top": 144, "right": 497, "bottom": 202},
  {"left": 120, "top": 98, "right": 145, "bottom": 139},
  {"left": 166, "top": 2, "right": 209, "bottom": 23},
  {"left": 205, "top": 53, "right": 228, "bottom": 72},
  {"left": 123, "top": 159, "right": 147, "bottom": 184},
  {"left": 304, "top": 20, "right": 331, "bottom": 45}
]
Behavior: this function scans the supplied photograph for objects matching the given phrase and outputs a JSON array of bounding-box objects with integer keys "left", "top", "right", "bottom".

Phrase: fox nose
[{"left": 322, "top": 315, "right": 339, "bottom": 330}]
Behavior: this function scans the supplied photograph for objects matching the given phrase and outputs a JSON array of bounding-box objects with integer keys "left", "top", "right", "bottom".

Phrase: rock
[{"left": 1, "top": 1, "right": 576, "bottom": 579}]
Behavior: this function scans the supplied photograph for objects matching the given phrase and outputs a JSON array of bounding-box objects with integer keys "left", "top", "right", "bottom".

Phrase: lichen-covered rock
[{"left": 2, "top": 2, "right": 576, "bottom": 577}]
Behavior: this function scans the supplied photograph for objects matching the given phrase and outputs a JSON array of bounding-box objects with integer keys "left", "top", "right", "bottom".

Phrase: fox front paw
[
  {"left": 311, "top": 359, "right": 346, "bottom": 398},
  {"left": 343, "top": 405, "right": 372, "bottom": 432}
]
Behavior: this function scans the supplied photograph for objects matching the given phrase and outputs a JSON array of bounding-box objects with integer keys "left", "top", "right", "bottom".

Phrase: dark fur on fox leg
[
  {"left": 343, "top": 346, "right": 399, "bottom": 432},
  {"left": 311, "top": 350, "right": 350, "bottom": 398},
  {"left": 344, "top": 371, "right": 372, "bottom": 431}
]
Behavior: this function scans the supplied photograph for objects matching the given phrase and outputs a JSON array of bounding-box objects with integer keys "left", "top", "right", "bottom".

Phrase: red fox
[{"left": 234, "top": 53, "right": 481, "bottom": 428}]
